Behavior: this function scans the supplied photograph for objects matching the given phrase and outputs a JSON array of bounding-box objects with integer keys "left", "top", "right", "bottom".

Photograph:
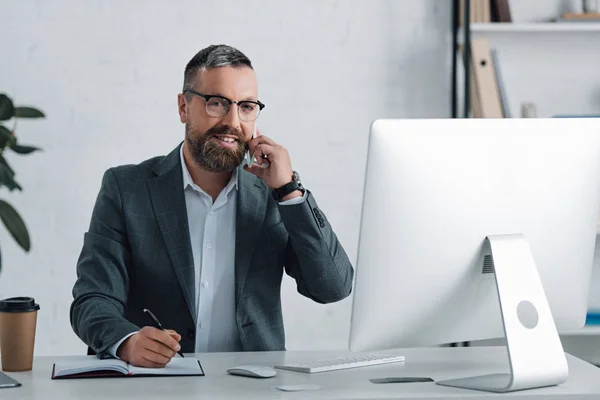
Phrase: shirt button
[
  {"left": 200, "top": 323, "right": 205, "bottom": 328},
  {"left": 209, "top": 211, "right": 214, "bottom": 216},
  {"left": 203, "top": 282, "right": 209, "bottom": 288},
  {"left": 206, "top": 244, "right": 212, "bottom": 249}
]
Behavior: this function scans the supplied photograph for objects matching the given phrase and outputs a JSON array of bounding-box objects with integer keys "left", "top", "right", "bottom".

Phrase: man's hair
[{"left": 183, "top": 44, "right": 253, "bottom": 92}]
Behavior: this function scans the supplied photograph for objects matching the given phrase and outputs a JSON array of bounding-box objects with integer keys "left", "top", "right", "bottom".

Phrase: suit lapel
[
  {"left": 235, "top": 166, "right": 268, "bottom": 308},
  {"left": 148, "top": 144, "right": 196, "bottom": 322}
]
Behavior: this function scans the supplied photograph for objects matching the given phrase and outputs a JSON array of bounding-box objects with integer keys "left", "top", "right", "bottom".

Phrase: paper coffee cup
[{"left": 0, "top": 297, "right": 40, "bottom": 372}]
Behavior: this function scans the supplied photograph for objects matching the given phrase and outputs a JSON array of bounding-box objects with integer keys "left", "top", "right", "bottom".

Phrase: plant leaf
[
  {"left": 0, "top": 94, "right": 15, "bottom": 121},
  {"left": 0, "top": 157, "right": 21, "bottom": 191},
  {"left": 0, "top": 125, "right": 16, "bottom": 148},
  {"left": 0, "top": 200, "right": 30, "bottom": 251},
  {"left": 0, "top": 125, "right": 11, "bottom": 141},
  {"left": 0, "top": 155, "right": 15, "bottom": 176},
  {"left": 14, "top": 107, "right": 45, "bottom": 119},
  {"left": 10, "top": 144, "right": 41, "bottom": 155}
]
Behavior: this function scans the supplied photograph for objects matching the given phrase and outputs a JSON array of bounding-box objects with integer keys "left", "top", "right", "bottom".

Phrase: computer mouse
[{"left": 226, "top": 365, "right": 277, "bottom": 378}]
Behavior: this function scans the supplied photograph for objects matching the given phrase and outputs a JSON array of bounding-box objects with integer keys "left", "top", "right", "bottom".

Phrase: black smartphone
[
  {"left": 370, "top": 377, "right": 434, "bottom": 384},
  {"left": 0, "top": 372, "right": 21, "bottom": 388}
]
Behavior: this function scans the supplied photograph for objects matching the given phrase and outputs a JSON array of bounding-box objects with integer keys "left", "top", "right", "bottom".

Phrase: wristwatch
[{"left": 272, "top": 171, "right": 305, "bottom": 201}]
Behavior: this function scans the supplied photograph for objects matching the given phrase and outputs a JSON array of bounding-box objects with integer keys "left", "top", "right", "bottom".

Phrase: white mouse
[{"left": 227, "top": 365, "right": 277, "bottom": 378}]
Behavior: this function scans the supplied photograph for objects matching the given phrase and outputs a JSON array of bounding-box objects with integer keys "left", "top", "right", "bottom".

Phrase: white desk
[{"left": 2, "top": 347, "right": 600, "bottom": 399}]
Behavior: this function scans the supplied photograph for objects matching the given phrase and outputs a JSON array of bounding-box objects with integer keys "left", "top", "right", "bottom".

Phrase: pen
[{"left": 143, "top": 308, "right": 185, "bottom": 358}]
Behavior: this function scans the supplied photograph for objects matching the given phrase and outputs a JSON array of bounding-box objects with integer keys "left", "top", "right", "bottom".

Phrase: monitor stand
[{"left": 436, "top": 234, "right": 569, "bottom": 393}]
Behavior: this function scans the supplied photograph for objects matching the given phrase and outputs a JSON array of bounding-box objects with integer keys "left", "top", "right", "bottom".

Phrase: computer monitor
[{"left": 349, "top": 118, "right": 600, "bottom": 393}]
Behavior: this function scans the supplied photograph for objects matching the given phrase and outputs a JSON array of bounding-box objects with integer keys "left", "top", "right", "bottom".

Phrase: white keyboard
[{"left": 274, "top": 353, "right": 405, "bottom": 374}]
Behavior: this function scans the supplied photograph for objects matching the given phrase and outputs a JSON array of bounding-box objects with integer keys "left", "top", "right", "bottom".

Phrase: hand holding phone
[{"left": 245, "top": 124, "right": 269, "bottom": 169}]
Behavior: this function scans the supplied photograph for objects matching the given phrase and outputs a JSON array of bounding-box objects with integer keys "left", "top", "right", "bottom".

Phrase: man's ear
[{"left": 177, "top": 93, "right": 187, "bottom": 123}]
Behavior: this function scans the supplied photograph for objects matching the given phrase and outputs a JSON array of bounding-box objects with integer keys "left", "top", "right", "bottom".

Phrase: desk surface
[{"left": 2, "top": 347, "right": 600, "bottom": 399}]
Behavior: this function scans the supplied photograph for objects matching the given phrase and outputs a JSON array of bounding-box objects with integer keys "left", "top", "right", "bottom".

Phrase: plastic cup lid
[{"left": 0, "top": 297, "right": 40, "bottom": 313}]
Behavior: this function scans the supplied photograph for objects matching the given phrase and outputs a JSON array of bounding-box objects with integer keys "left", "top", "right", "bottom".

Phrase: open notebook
[{"left": 51, "top": 357, "right": 204, "bottom": 379}]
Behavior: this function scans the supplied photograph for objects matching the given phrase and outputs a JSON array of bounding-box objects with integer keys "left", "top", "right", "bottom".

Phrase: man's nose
[{"left": 221, "top": 104, "right": 241, "bottom": 130}]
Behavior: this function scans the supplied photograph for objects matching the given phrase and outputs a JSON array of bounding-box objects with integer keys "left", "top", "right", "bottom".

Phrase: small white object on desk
[
  {"left": 274, "top": 352, "right": 405, "bottom": 373},
  {"left": 226, "top": 365, "right": 276, "bottom": 378},
  {"left": 275, "top": 384, "right": 322, "bottom": 392}
]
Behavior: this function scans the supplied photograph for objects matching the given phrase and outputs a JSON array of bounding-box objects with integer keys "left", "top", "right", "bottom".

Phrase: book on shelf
[
  {"left": 460, "top": 0, "right": 491, "bottom": 25},
  {"left": 459, "top": 0, "right": 511, "bottom": 24},
  {"left": 552, "top": 115, "right": 600, "bottom": 118},
  {"left": 468, "top": 38, "right": 504, "bottom": 118},
  {"left": 51, "top": 357, "right": 204, "bottom": 379},
  {"left": 559, "top": 12, "right": 600, "bottom": 21},
  {"left": 490, "top": 0, "right": 512, "bottom": 22},
  {"left": 490, "top": 49, "right": 510, "bottom": 118},
  {"left": 586, "top": 313, "right": 600, "bottom": 325}
]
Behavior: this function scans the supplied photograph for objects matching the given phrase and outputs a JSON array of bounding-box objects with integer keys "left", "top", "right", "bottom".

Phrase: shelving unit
[
  {"left": 450, "top": 1, "right": 600, "bottom": 118},
  {"left": 450, "top": 0, "right": 471, "bottom": 118},
  {"left": 562, "top": 326, "right": 600, "bottom": 337},
  {"left": 466, "top": 22, "right": 600, "bottom": 33},
  {"left": 449, "top": 1, "right": 600, "bottom": 358}
]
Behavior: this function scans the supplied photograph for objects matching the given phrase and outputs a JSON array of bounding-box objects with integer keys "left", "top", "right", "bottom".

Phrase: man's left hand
[{"left": 244, "top": 130, "right": 298, "bottom": 194}]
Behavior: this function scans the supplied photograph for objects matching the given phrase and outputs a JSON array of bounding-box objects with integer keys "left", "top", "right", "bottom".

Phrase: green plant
[{"left": 0, "top": 93, "right": 44, "bottom": 271}]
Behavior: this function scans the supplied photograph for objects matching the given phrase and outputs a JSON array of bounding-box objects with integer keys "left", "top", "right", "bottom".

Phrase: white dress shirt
[
  {"left": 182, "top": 146, "right": 240, "bottom": 352},
  {"left": 109, "top": 145, "right": 305, "bottom": 357}
]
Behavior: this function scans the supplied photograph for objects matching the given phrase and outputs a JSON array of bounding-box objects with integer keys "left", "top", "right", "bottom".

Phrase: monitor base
[{"left": 437, "top": 234, "right": 568, "bottom": 393}]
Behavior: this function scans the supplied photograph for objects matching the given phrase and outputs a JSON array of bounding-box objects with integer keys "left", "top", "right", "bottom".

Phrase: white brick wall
[
  {"left": 0, "top": 0, "right": 596, "bottom": 357},
  {"left": 0, "top": 0, "right": 451, "bottom": 356}
]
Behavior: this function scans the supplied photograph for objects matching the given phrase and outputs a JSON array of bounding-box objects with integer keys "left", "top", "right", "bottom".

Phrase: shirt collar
[{"left": 180, "top": 144, "right": 238, "bottom": 194}]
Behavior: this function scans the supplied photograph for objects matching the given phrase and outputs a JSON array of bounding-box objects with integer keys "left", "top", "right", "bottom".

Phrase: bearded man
[{"left": 70, "top": 44, "right": 354, "bottom": 368}]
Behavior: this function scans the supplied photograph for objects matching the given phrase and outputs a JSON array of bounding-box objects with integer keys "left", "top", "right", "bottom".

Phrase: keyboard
[{"left": 274, "top": 353, "right": 405, "bottom": 374}]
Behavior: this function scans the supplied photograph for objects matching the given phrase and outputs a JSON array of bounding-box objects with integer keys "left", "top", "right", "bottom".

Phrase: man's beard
[{"left": 185, "top": 123, "right": 246, "bottom": 173}]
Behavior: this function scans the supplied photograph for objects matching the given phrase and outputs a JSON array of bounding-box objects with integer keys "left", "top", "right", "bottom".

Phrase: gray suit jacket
[{"left": 70, "top": 143, "right": 354, "bottom": 357}]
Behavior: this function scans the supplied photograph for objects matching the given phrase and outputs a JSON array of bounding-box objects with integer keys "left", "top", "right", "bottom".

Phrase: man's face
[{"left": 178, "top": 66, "right": 258, "bottom": 172}]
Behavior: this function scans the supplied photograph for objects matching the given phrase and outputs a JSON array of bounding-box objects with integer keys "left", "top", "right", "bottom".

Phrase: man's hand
[
  {"left": 244, "top": 130, "right": 298, "bottom": 195},
  {"left": 117, "top": 326, "right": 182, "bottom": 368}
]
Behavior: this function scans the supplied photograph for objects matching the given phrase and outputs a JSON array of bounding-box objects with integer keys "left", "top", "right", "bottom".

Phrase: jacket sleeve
[
  {"left": 70, "top": 168, "right": 139, "bottom": 358},
  {"left": 278, "top": 191, "right": 354, "bottom": 303}
]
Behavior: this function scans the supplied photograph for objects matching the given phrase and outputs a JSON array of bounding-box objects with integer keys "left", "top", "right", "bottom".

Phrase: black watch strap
[
  {"left": 272, "top": 181, "right": 301, "bottom": 201},
  {"left": 272, "top": 171, "right": 304, "bottom": 201}
]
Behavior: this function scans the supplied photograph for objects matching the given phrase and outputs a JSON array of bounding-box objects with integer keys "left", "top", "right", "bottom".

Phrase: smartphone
[
  {"left": 0, "top": 372, "right": 21, "bottom": 388},
  {"left": 245, "top": 124, "right": 269, "bottom": 168},
  {"left": 370, "top": 377, "right": 434, "bottom": 384},
  {"left": 244, "top": 124, "right": 255, "bottom": 167}
]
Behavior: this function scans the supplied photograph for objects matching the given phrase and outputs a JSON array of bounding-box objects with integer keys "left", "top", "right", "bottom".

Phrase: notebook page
[
  {"left": 53, "top": 359, "right": 129, "bottom": 377},
  {"left": 128, "top": 358, "right": 203, "bottom": 376}
]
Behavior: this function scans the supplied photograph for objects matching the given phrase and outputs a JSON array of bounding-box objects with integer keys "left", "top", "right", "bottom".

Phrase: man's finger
[
  {"left": 248, "top": 135, "right": 278, "bottom": 153},
  {"left": 144, "top": 328, "right": 181, "bottom": 352},
  {"left": 165, "top": 329, "right": 181, "bottom": 341},
  {"left": 253, "top": 143, "right": 277, "bottom": 164},
  {"left": 143, "top": 336, "right": 177, "bottom": 359},
  {"left": 144, "top": 343, "right": 173, "bottom": 364},
  {"left": 144, "top": 346, "right": 172, "bottom": 364}
]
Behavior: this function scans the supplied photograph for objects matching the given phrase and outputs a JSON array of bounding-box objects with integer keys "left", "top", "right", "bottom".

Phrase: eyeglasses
[{"left": 183, "top": 89, "right": 265, "bottom": 122}]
